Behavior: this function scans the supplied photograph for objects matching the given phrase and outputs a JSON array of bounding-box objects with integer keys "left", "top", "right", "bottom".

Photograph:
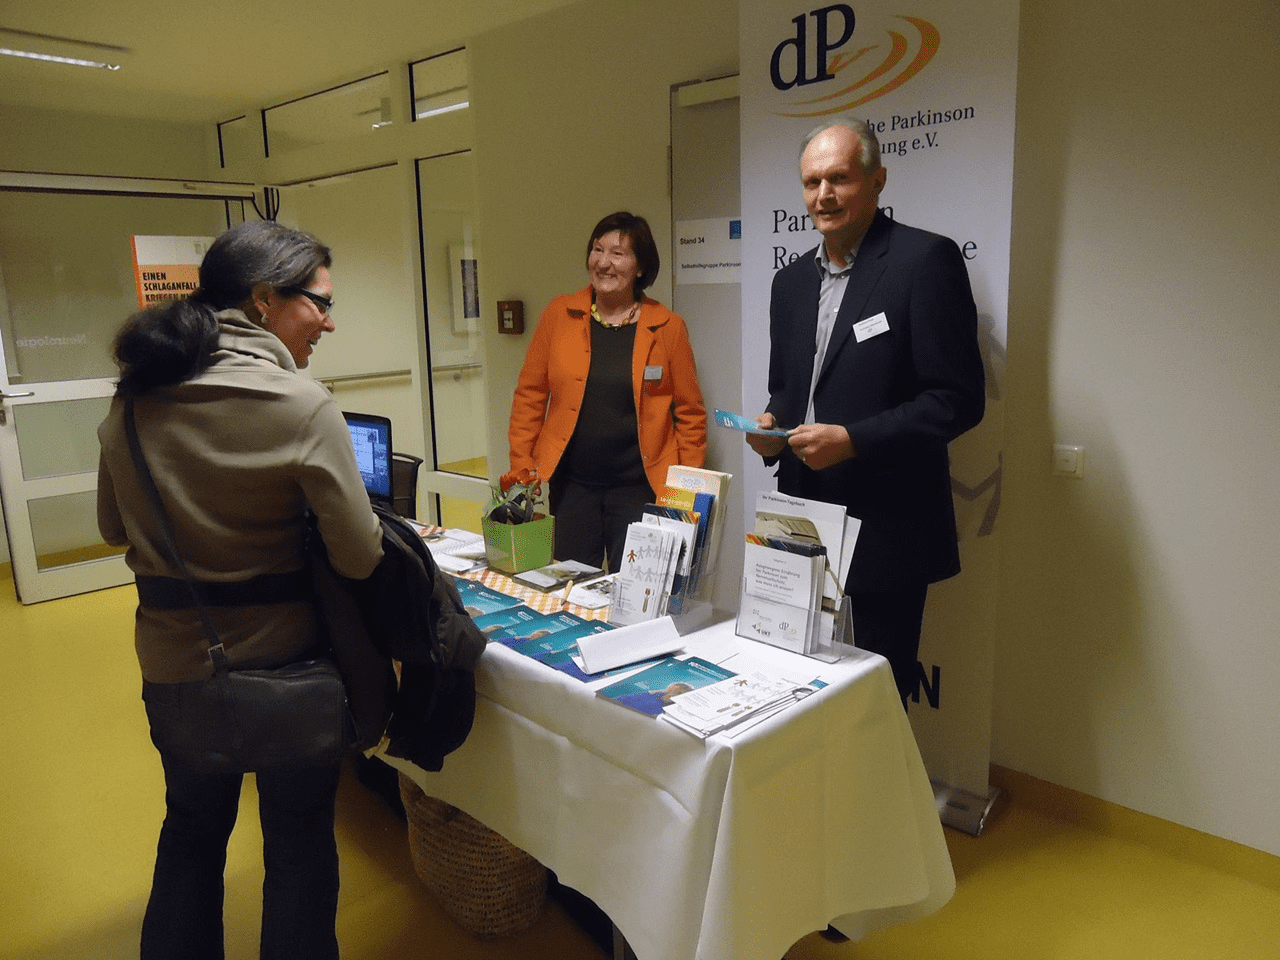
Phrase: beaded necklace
[{"left": 590, "top": 299, "right": 640, "bottom": 328}]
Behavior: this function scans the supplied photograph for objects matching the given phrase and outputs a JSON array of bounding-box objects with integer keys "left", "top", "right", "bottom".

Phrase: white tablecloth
[{"left": 387, "top": 619, "right": 953, "bottom": 960}]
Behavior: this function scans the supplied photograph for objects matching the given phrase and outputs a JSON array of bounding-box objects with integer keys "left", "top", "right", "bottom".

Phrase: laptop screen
[{"left": 342, "top": 411, "right": 393, "bottom": 506}]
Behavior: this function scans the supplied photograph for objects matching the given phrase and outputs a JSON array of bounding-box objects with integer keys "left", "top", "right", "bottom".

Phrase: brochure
[
  {"left": 506, "top": 614, "right": 609, "bottom": 659},
  {"left": 712, "top": 408, "right": 791, "bottom": 436},
  {"left": 423, "top": 528, "right": 488, "bottom": 574},
  {"left": 754, "top": 490, "right": 859, "bottom": 604},
  {"left": 610, "top": 522, "right": 680, "bottom": 625},
  {"left": 489, "top": 609, "right": 589, "bottom": 648},
  {"left": 564, "top": 574, "right": 618, "bottom": 610},
  {"left": 640, "top": 505, "right": 699, "bottom": 613},
  {"left": 661, "top": 669, "right": 822, "bottom": 737},
  {"left": 595, "top": 655, "right": 737, "bottom": 717},
  {"left": 519, "top": 620, "right": 615, "bottom": 665},
  {"left": 456, "top": 581, "right": 525, "bottom": 616},
  {"left": 736, "top": 537, "right": 824, "bottom": 654},
  {"left": 471, "top": 604, "right": 541, "bottom": 636},
  {"left": 512, "top": 559, "right": 605, "bottom": 592},
  {"left": 654, "top": 489, "right": 715, "bottom": 596},
  {"left": 540, "top": 645, "right": 665, "bottom": 683},
  {"left": 664, "top": 466, "right": 732, "bottom": 592}
]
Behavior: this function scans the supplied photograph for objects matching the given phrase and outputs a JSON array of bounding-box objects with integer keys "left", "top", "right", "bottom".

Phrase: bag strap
[{"left": 123, "top": 398, "right": 230, "bottom": 674}]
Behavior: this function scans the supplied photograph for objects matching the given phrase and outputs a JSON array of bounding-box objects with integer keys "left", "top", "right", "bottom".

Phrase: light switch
[
  {"left": 497, "top": 300, "right": 524, "bottom": 335},
  {"left": 1052, "top": 444, "right": 1085, "bottom": 478}
]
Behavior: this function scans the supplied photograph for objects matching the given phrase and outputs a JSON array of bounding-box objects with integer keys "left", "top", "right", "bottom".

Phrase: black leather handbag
[
  {"left": 157, "top": 650, "right": 352, "bottom": 774},
  {"left": 126, "top": 398, "right": 353, "bottom": 773}
]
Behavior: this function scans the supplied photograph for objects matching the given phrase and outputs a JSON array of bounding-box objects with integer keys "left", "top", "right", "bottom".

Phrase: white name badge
[
  {"left": 643, "top": 365, "right": 664, "bottom": 381},
  {"left": 853, "top": 312, "right": 890, "bottom": 342}
]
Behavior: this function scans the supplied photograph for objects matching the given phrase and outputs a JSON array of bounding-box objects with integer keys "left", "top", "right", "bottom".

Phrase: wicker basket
[{"left": 398, "top": 773, "right": 548, "bottom": 938}]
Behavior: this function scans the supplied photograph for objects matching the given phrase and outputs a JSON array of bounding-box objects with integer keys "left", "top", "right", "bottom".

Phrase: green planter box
[{"left": 481, "top": 514, "right": 554, "bottom": 575}]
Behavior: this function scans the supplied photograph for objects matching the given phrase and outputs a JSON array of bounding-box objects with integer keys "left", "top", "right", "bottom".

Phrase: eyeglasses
[{"left": 279, "top": 286, "right": 334, "bottom": 314}]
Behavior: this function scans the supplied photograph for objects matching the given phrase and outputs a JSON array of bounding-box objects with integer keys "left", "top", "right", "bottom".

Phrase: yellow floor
[{"left": 2, "top": 581, "right": 1279, "bottom": 960}]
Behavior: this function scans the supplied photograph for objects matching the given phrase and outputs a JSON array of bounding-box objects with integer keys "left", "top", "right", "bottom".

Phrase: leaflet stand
[
  {"left": 805, "top": 595, "right": 856, "bottom": 663},
  {"left": 669, "top": 539, "right": 716, "bottom": 634},
  {"left": 672, "top": 597, "right": 715, "bottom": 634}
]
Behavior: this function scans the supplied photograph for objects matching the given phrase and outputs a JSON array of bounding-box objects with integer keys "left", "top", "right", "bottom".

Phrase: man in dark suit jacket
[{"left": 748, "top": 118, "right": 985, "bottom": 706}]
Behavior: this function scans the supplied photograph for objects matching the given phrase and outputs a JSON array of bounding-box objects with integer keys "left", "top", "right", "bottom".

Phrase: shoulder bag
[{"left": 125, "top": 398, "right": 354, "bottom": 773}]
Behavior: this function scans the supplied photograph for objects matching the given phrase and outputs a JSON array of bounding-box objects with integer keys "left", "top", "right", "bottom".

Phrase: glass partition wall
[
  {"left": 3, "top": 48, "right": 490, "bottom": 601},
  {"left": 417, "top": 150, "right": 489, "bottom": 530},
  {"left": 0, "top": 186, "right": 245, "bottom": 601},
  {"left": 272, "top": 163, "right": 430, "bottom": 520},
  {"left": 264, "top": 73, "right": 396, "bottom": 156}
]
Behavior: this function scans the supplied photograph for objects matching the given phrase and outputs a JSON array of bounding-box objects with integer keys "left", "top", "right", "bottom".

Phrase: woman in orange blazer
[{"left": 508, "top": 211, "right": 707, "bottom": 572}]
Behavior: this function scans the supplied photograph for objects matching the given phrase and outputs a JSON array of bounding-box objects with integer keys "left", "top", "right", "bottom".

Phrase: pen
[{"left": 561, "top": 580, "right": 575, "bottom": 605}]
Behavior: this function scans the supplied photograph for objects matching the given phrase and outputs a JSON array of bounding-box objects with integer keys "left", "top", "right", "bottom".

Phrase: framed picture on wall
[{"left": 448, "top": 242, "right": 479, "bottom": 334}]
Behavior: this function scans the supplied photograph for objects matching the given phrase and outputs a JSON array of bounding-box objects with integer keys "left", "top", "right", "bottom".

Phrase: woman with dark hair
[
  {"left": 508, "top": 211, "right": 707, "bottom": 572},
  {"left": 97, "top": 219, "right": 383, "bottom": 960}
]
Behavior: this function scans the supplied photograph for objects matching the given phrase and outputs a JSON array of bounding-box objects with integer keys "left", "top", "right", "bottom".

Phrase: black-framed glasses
[{"left": 279, "top": 286, "right": 334, "bottom": 314}]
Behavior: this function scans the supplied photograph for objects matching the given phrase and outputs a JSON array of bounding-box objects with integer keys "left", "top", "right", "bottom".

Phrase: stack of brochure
[
  {"left": 422, "top": 528, "right": 488, "bottom": 575},
  {"left": 456, "top": 578, "right": 528, "bottom": 617},
  {"left": 737, "top": 533, "right": 825, "bottom": 654},
  {"left": 736, "top": 491, "right": 861, "bottom": 655},
  {"left": 661, "top": 669, "right": 824, "bottom": 737},
  {"left": 660, "top": 465, "right": 731, "bottom": 601},
  {"left": 453, "top": 578, "right": 621, "bottom": 681},
  {"left": 609, "top": 522, "right": 683, "bottom": 625},
  {"left": 639, "top": 504, "right": 699, "bottom": 614},
  {"left": 615, "top": 464, "right": 732, "bottom": 619}
]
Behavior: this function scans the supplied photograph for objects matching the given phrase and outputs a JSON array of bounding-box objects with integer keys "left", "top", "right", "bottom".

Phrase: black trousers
[
  {"left": 141, "top": 681, "right": 342, "bottom": 960},
  {"left": 549, "top": 476, "right": 654, "bottom": 574},
  {"left": 846, "top": 582, "right": 930, "bottom": 708}
]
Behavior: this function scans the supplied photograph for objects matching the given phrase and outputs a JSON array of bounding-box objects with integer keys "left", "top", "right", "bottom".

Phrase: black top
[{"left": 561, "top": 321, "right": 646, "bottom": 487}]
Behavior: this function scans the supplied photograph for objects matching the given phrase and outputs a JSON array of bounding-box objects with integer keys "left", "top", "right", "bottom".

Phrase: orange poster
[{"left": 131, "top": 235, "right": 213, "bottom": 308}]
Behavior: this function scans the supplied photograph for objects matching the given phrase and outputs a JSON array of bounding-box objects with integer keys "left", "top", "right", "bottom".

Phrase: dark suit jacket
[{"left": 765, "top": 209, "right": 985, "bottom": 591}]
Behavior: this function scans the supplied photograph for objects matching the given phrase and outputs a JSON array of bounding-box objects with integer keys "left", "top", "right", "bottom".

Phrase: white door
[
  {"left": 0, "top": 373, "right": 126, "bottom": 603},
  {"left": 0, "top": 173, "right": 251, "bottom": 603}
]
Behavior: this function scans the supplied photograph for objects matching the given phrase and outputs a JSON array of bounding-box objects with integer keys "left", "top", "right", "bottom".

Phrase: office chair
[{"left": 390, "top": 452, "right": 424, "bottom": 519}]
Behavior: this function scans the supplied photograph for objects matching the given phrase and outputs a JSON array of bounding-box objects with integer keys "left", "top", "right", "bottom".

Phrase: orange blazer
[{"left": 508, "top": 287, "right": 707, "bottom": 494}]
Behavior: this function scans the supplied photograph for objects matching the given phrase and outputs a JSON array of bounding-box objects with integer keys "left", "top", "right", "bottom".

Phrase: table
[
  {"left": 456, "top": 566, "right": 613, "bottom": 619},
  {"left": 387, "top": 615, "right": 953, "bottom": 960},
  {"left": 386, "top": 601, "right": 953, "bottom": 960}
]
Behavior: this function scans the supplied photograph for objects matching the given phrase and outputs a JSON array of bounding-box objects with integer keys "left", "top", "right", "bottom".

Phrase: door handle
[{"left": 0, "top": 390, "right": 35, "bottom": 425}]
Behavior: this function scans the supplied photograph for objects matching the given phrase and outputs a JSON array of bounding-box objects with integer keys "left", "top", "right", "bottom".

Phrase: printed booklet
[
  {"left": 736, "top": 534, "right": 825, "bottom": 654},
  {"left": 454, "top": 579, "right": 525, "bottom": 616},
  {"left": 610, "top": 522, "right": 681, "bottom": 625},
  {"left": 512, "top": 559, "right": 605, "bottom": 592},
  {"left": 565, "top": 574, "right": 618, "bottom": 610},
  {"left": 661, "top": 669, "right": 823, "bottom": 737},
  {"left": 487, "top": 609, "right": 590, "bottom": 647},
  {"left": 595, "top": 655, "right": 736, "bottom": 717},
  {"left": 423, "top": 528, "right": 488, "bottom": 574}
]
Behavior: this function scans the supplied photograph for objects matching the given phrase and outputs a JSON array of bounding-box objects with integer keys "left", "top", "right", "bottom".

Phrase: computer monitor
[{"left": 342, "top": 411, "right": 393, "bottom": 508}]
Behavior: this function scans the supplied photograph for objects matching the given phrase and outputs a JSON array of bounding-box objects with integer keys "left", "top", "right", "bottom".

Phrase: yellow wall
[
  {"left": 462, "top": 0, "right": 1280, "bottom": 859},
  {"left": 469, "top": 0, "right": 739, "bottom": 475},
  {"left": 0, "top": 102, "right": 213, "bottom": 179},
  {"left": 994, "top": 0, "right": 1280, "bottom": 854}
]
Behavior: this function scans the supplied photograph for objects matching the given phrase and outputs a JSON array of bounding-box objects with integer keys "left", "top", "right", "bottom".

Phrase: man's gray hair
[{"left": 799, "top": 117, "right": 882, "bottom": 173}]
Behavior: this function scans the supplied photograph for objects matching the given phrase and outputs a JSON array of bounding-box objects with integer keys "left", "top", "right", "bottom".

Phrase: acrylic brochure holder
[
  {"left": 735, "top": 587, "right": 856, "bottom": 663},
  {"left": 807, "top": 594, "right": 856, "bottom": 663}
]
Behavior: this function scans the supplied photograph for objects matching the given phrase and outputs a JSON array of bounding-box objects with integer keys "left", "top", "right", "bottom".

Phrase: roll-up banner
[{"left": 739, "top": 1, "right": 1017, "bottom": 824}]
